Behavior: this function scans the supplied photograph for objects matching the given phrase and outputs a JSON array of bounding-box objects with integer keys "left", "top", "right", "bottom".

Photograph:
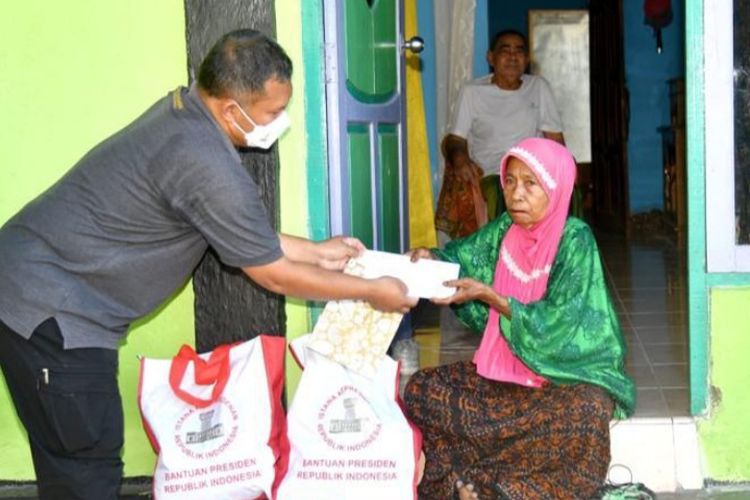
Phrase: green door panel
[
  {"left": 378, "top": 124, "right": 400, "bottom": 252},
  {"left": 347, "top": 123, "right": 374, "bottom": 248},
  {"left": 344, "top": 0, "right": 397, "bottom": 103}
]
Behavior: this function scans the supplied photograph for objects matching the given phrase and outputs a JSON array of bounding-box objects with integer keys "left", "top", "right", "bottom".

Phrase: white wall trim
[{"left": 705, "top": 0, "right": 750, "bottom": 272}]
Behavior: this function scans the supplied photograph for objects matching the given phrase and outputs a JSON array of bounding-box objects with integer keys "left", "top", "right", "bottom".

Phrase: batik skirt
[{"left": 404, "top": 361, "right": 614, "bottom": 499}]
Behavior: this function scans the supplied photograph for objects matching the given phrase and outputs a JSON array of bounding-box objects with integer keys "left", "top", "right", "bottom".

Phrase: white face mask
[{"left": 232, "top": 102, "right": 290, "bottom": 149}]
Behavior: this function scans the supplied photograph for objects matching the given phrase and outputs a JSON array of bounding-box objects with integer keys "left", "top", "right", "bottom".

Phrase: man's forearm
[
  {"left": 243, "top": 257, "right": 370, "bottom": 302},
  {"left": 278, "top": 233, "right": 320, "bottom": 265},
  {"left": 542, "top": 131, "right": 565, "bottom": 145}
]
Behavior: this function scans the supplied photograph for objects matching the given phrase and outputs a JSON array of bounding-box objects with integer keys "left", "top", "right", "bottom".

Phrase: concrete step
[{"left": 609, "top": 416, "right": 703, "bottom": 493}]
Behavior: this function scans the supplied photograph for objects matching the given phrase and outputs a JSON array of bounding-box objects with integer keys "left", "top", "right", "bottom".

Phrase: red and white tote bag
[
  {"left": 277, "top": 334, "right": 422, "bottom": 500},
  {"left": 138, "top": 335, "right": 289, "bottom": 499}
]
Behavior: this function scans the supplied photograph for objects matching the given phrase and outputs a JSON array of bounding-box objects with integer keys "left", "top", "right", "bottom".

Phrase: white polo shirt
[{"left": 449, "top": 74, "right": 563, "bottom": 174}]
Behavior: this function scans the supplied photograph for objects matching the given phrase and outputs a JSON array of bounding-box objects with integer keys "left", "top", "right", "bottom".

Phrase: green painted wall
[
  {"left": 698, "top": 287, "right": 750, "bottom": 480},
  {"left": 0, "top": 0, "right": 190, "bottom": 480},
  {"left": 276, "top": 0, "right": 312, "bottom": 397}
]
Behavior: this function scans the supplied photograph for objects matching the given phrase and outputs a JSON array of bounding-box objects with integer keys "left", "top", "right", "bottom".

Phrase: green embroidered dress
[{"left": 433, "top": 213, "right": 635, "bottom": 418}]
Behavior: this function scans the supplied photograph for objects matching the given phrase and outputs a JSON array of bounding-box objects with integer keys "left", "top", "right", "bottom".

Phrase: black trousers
[{"left": 0, "top": 318, "right": 124, "bottom": 500}]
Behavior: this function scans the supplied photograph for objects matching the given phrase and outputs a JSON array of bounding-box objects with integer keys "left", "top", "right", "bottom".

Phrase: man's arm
[
  {"left": 442, "top": 134, "right": 482, "bottom": 182},
  {"left": 242, "top": 256, "right": 416, "bottom": 313},
  {"left": 279, "top": 233, "right": 365, "bottom": 270},
  {"left": 537, "top": 77, "right": 565, "bottom": 146},
  {"left": 542, "top": 131, "right": 565, "bottom": 145},
  {"left": 278, "top": 233, "right": 319, "bottom": 264}
]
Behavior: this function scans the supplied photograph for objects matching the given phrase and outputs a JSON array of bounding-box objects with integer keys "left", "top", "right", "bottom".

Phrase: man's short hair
[
  {"left": 198, "top": 29, "right": 293, "bottom": 99},
  {"left": 489, "top": 29, "right": 528, "bottom": 53}
]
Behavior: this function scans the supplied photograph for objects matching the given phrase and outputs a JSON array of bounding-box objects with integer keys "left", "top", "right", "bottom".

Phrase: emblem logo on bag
[
  {"left": 186, "top": 410, "right": 224, "bottom": 444},
  {"left": 318, "top": 386, "right": 381, "bottom": 451},
  {"left": 329, "top": 398, "right": 361, "bottom": 433},
  {"left": 174, "top": 399, "right": 239, "bottom": 459}
]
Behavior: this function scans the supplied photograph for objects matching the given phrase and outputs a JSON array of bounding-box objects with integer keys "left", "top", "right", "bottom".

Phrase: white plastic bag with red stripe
[
  {"left": 277, "top": 334, "right": 422, "bottom": 500},
  {"left": 138, "top": 336, "right": 288, "bottom": 499}
]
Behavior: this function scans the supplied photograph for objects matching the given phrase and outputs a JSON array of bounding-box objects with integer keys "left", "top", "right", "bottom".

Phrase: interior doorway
[{"left": 589, "top": 0, "right": 629, "bottom": 234}]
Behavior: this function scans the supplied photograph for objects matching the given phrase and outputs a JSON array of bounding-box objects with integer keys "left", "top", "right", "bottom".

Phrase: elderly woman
[{"left": 405, "top": 137, "right": 635, "bottom": 499}]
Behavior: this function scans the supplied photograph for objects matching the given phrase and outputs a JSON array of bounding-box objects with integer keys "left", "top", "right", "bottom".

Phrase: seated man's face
[{"left": 488, "top": 34, "right": 528, "bottom": 84}]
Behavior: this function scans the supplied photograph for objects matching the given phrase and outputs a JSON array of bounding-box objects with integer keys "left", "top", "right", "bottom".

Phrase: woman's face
[{"left": 503, "top": 157, "right": 550, "bottom": 229}]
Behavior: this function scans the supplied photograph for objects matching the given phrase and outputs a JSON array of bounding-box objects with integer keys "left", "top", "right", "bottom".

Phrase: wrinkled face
[
  {"left": 487, "top": 33, "right": 528, "bottom": 85},
  {"left": 503, "top": 157, "right": 550, "bottom": 229}
]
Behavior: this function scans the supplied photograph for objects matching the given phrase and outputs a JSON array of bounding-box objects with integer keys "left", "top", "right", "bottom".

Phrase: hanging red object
[
  {"left": 644, "top": 0, "right": 673, "bottom": 53},
  {"left": 644, "top": 0, "right": 673, "bottom": 28}
]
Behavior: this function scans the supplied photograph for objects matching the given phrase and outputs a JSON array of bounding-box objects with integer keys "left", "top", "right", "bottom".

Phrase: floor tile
[
  {"left": 620, "top": 296, "right": 685, "bottom": 314},
  {"left": 622, "top": 328, "right": 641, "bottom": 343},
  {"left": 629, "top": 311, "right": 688, "bottom": 330},
  {"left": 630, "top": 366, "right": 659, "bottom": 388},
  {"left": 634, "top": 388, "right": 669, "bottom": 416},
  {"left": 639, "top": 325, "right": 688, "bottom": 345},
  {"left": 663, "top": 388, "right": 690, "bottom": 415},
  {"left": 626, "top": 342, "right": 651, "bottom": 366},
  {"left": 647, "top": 344, "right": 689, "bottom": 364},
  {"left": 652, "top": 364, "right": 689, "bottom": 389}
]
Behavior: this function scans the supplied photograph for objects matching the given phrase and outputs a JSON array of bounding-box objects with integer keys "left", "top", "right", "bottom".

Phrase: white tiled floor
[{"left": 597, "top": 231, "right": 690, "bottom": 417}]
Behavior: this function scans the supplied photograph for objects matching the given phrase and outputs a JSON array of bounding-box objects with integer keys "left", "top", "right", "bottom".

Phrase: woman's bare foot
[{"left": 455, "top": 479, "right": 479, "bottom": 500}]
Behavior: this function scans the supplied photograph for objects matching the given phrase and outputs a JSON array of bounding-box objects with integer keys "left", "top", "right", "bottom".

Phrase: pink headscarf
[{"left": 473, "top": 137, "right": 577, "bottom": 386}]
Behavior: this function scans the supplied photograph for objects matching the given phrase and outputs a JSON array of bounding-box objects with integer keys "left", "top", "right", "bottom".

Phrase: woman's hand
[
  {"left": 407, "top": 247, "right": 435, "bottom": 262},
  {"left": 432, "top": 278, "right": 511, "bottom": 318},
  {"left": 431, "top": 278, "right": 493, "bottom": 305},
  {"left": 317, "top": 236, "right": 365, "bottom": 270}
]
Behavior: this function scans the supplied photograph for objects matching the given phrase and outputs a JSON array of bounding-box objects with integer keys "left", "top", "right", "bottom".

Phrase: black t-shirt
[{"left": 0, "top": 84, "right": 282, "bottom": 348}]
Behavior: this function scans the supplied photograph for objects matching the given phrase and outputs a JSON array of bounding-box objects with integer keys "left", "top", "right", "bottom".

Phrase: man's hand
[
  {"left": 442, "top": 134, "right": 483, "bottom": 182},
  {"left": 366, "top": 276, "right": 417, "bottom": 313},
  {"left": 316, "top": 236, "right": 365, "bottom": 271}
]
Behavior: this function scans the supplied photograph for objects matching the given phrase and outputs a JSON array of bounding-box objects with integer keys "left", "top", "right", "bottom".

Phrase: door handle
[{"left": 401, "top": 36, "right": 424, "bottom": 54}]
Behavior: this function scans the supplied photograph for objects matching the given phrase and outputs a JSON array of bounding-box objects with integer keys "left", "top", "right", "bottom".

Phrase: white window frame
[{"left": 705, "top": 0, "right": 750, "bottom": 272}]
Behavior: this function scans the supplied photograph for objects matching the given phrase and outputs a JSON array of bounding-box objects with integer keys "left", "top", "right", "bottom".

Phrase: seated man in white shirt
[{"left": 436, "top": 29, "right": 565, "bottom": 239}]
